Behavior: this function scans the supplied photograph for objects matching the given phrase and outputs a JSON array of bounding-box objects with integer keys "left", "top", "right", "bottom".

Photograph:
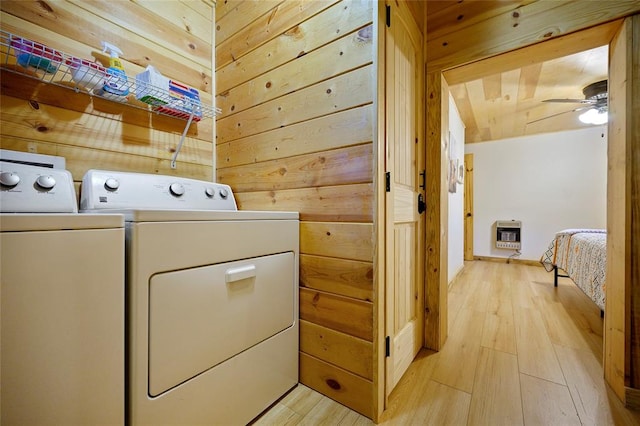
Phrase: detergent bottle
[{"left": 98, "top": 41, "right": 129, "bottom": 100}]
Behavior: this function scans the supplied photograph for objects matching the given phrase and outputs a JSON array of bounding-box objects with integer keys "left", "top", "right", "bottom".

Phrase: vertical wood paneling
[
  {"left": 0, "top": 1, "right": 215, "bottom": 181},
  {"left": 216, "top": 0, "right": 375, "bottom": 417}
]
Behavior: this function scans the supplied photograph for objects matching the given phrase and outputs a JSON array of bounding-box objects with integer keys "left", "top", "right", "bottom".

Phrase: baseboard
[
  {"left": 473, "top": 255, "right": 542, "bottom": 267},
  {"left": 626, "top": 386, "right": 640, "bottom": 410},
  {"left": 448, "top": 264, "right": 466, "bottom": 288}
]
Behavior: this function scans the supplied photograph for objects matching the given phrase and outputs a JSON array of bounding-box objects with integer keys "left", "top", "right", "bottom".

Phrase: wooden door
[
  {"left": 384, "top": 1, "right": 424, "bottom": 397},
  {"left": 464, "top": 153, "right": 474, "bottom": 261}
]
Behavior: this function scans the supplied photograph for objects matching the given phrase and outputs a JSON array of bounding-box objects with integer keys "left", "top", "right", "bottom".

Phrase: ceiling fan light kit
[
  {"left": 579, "top": 108, "right": 608, "bottom": 125},
  {"left": 538, "top": 79, "right": 608, "bottom": 125}
]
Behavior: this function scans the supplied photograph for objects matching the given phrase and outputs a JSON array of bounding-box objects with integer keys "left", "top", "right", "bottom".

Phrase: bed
[{"left": 540, "top": 229, "right": 607, "bottom": 312}]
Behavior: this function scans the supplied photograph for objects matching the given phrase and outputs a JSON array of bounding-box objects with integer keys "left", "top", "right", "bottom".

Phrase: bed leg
[{"left": 554, "top": 265, "right": 559, "bottom": 287}]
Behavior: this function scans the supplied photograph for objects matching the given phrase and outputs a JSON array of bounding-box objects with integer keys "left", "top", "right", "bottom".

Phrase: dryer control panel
[{"left": 80, "top": 170, "right": 237, "bottom": 211}]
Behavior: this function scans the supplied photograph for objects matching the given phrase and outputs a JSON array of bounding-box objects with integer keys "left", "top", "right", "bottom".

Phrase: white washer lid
[
  {"left": 0, "top": 213, "right": 124, "bottom": 232},
  {"left": 80, "top": 209, "right": 299, "bottom": 222}
]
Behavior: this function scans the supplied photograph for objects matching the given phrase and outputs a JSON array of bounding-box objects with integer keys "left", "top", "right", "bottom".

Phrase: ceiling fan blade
[
  {"left": 542, "top": 98, "right": 596, "bottom": 104},
  {"left": 527, "top": 106, "right": 591, "bottom": 124}
]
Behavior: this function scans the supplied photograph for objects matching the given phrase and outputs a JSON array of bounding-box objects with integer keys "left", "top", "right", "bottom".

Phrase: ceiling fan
[{"left": 529, "top": 80, "right": 608, "bottom": 125}]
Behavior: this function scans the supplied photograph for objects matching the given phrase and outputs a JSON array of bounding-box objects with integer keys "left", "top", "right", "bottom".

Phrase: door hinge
[
  {"left": 385, "top": 172, "right": 391, "bottom": 192},
  {"left": 386, "top": 5, "right": 391, "bottom": 27},
  {"left": 385, "top": 336, "right": 390, "bottom": 357}
]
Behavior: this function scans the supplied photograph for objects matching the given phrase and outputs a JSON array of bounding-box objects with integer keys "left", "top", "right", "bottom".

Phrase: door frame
[
  {"left": 376, "top": 6, "right": 638, "bottom": 423},
  {"left": 427, "top": 17, "right": 638, "bottom": 407},
  {"left": 464, "top": 153, "right": 474, "bottom": 261}
]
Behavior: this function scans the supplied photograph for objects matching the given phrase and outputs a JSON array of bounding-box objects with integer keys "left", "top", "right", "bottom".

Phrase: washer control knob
[
  {"left": 219, "top": 188, "right": 229, "bottom": 199},
  {"left": 35, "top": 175, "right": 56, "bottom": 190},
  {"left": 205, "top": 187, "right": 215, "bottom": 198},
  {"left": 0, "top": 171, "right": 20, "bottom": 187},
  {"left": 170, "top": 183, "right": 185, "bottom": 197},
  {"left": 104, "top": 177, "right": 120, "bottom": 191}
]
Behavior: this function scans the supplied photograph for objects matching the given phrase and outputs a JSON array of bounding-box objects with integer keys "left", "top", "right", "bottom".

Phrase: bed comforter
[{"left": 540, "top": 229, "right": 607, "bottom": 311}]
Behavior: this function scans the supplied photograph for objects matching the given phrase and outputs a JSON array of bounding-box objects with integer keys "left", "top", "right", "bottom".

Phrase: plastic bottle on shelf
[{"left": 95, "top": 41, "right": 129, "bottom": 101}]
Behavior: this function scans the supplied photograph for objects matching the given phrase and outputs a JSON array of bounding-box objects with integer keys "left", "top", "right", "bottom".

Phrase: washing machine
[
  {"left": 80, "top": 169, "right": 299, "bottom": 425},
  {"left": 0, "top": 160, "right": 125, "bottom": 425}
]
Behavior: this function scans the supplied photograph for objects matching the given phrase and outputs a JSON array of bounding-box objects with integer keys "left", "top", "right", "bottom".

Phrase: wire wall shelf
[
  {"left": 0, "top": 30, "right": 220, "bottom": 121},
  {"left": 1, "top": 30, "right": 220, "bottom": 169}
]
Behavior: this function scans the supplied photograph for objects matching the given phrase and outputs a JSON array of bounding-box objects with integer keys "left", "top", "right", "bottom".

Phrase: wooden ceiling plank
[
  {"left": 500, "top": 68, "right": 522, "bottom": 140},
  {"left": 439, "top": 15, "right": 624, "bottom": 81},
  {"left": 426, "top": 1, "right": 535, "bottom": 42},
  {"left": 482, "top": 74, "right": 502, "bottom": 101},
  {"left": 466, "top": 79, "right": 491, "bottom": 138},
  {"left": 517, "top": 62, "right": 542, "bottom": 101},
  {"left": 449, "top": 83, "right": 479, "bottom": 142}
]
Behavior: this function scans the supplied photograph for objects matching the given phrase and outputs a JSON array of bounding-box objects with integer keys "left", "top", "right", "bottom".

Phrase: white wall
[
  {"left": 448, "top": 94, "right": 465, "bottom": 281},
  {"left": 464, "top": 126, "right": 607, "bottom": 261}
]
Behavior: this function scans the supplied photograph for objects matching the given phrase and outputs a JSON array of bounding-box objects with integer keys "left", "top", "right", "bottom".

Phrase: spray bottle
[{"left": 98, "top": 41, "right": 129, "bottom": 100}]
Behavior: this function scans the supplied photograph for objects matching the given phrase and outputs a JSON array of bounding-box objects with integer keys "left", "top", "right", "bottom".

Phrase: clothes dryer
[{"left": 81, "top": 169, "right": 299, "bottom": 425}]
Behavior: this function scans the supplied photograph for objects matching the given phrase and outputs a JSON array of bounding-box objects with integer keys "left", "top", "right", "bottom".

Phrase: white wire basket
[{"left": 0, "top": 30, "right": 220, "bottom": 121}]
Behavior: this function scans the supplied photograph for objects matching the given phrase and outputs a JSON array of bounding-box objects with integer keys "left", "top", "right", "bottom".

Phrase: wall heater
[{"left": 495, "top": 220, "right": 521, "bottom": 250}]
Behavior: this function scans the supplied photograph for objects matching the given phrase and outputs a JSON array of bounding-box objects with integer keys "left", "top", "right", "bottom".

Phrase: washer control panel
[
  {"left": 0, "top": 161, "right": 78, "bottom": 213},
  {"left": 80, "top": 170, "right": 238, "bottom": 211}
]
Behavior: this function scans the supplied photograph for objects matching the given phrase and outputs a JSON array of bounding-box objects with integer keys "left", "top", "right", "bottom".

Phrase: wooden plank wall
[
  {"left": 0, "top": 0, "right": 215, "bottom": 184},
  {"left": 214, "top": 0, "right": 376, "bottom": 418}
]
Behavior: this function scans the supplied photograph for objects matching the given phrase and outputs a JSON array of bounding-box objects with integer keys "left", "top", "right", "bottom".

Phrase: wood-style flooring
[{"left": 254, "top": 261, "right": 640, "bottom": 425}]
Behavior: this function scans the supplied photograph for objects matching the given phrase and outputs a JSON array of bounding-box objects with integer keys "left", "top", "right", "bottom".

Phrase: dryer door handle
[{"left": 225, "top": 264, "right": 257, "bottom": 283}]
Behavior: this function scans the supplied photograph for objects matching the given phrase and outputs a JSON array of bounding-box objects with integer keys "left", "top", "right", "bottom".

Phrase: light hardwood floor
[{"left": 254, "top": 261, "right": 640, "bottom": 425}]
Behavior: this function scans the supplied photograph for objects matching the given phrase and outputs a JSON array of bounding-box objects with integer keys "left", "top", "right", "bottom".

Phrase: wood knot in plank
[
  {"left": 356, "top": 25, "right": 373, "bottom": 43},
  {"left": 541, "top": 28, "right": 559, "bottom": 39},
  {"left": 326, "top": 379, "right": 341, "bottom": 390},
  {"left": 284, "top": 25, "right": 303, "bottom": 39},
  {"left": 37, "top": 1, "right": 54, "bottom": 14}
]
